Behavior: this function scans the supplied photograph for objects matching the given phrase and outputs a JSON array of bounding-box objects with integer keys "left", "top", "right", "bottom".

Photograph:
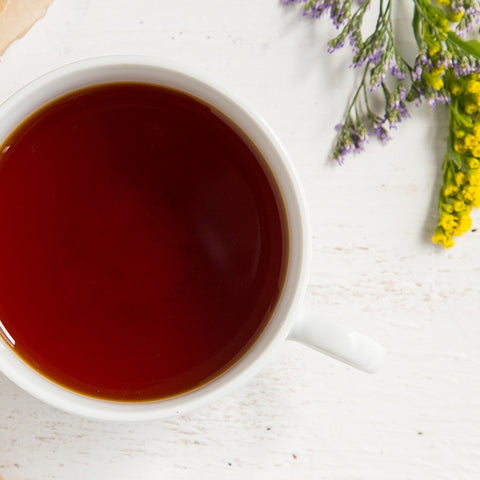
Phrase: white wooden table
[{"left": 1, "top": 1, "right": 479, "bottom": 479}]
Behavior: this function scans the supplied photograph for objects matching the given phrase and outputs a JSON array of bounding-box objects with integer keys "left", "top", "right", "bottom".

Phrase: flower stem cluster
[
  {"left": 284, "top": 0, "right": 480, "bottom": 247},
  {"left": 412, "top": 0, "right": 480, "bottom": 246},
  {"left": 284, "top": 0, "right": 412, "bottom": 162},
  {"left": 433, "top": 73, "right": 480, "bottom": 247}
]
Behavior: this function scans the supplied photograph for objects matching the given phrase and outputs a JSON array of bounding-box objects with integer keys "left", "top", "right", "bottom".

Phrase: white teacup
[{"left": 0, "top": 56, "right": 385, "bottom": 421}]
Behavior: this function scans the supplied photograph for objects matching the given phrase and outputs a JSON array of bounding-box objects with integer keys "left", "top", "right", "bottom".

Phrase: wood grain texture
[{"left": 1, "top": 1, "right": 480, "bottom": 479}]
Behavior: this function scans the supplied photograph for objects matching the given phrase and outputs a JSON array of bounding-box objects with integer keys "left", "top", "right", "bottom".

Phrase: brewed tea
[{"left": 0, "top": 83, "right": 287, "bottom": 400}]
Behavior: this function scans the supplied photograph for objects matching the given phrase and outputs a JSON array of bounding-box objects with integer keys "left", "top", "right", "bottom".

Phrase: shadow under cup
[{"left": 0, "top": 59, "right": 309, "bottom": 418}]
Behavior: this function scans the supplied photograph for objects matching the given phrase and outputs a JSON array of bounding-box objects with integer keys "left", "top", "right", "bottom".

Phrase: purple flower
[
  {"left": 425, "top": 89, "right": 451, "bottom": 108},
  {"left": 384, "top": 87, "right": 411, "bottom": 129},
  {"left": 328, "top": 37, "right": 346, "bottom": 53},
  {"left": 390, "top": 64, "right": 404, "bottom": 80},
  {"left": 386, "top": 101, "right": 409, "bottom": 128},
  {"left": 333, "top": 118, "right": 368, "bottom": 164},
  {"left": 388, "top": 56, "right": 406, "bottom": 80},
  {"left": 300, "top": 0, "right": 352, "bottom": 28},
  {"left": 369, "top": 48, "right": 384, "bottom": 64},
  {"left": 412, "top": 51, "right": 435, "bottom": 81},
  {"left": 370, "top": 116, "right": 390, "bottom": 144},
  {"left": 460, "top": 56, "right": 480, "bottom": 77},
  {"left": 348, "top": 30, "right": 362, "bottom": 54},
  {"left": 452, "top": 0, "right": 480, "bottom": 36},
  {"left": 412, "top": 64, "right": 423, "bottom": 82}
]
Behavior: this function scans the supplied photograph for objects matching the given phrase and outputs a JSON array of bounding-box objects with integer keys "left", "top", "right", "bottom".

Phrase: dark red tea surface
[{"left": 0, "top": 83, "right": 287, "bottom": 400}]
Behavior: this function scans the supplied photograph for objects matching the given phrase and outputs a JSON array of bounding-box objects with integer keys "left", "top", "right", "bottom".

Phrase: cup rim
[{"left": 0, "top": 56, "right": 311, "bottom": 421}]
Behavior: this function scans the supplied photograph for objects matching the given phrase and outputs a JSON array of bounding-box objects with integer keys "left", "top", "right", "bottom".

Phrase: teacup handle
[{"left": 288, "top": 311, "right": 386, "bottom": 373}]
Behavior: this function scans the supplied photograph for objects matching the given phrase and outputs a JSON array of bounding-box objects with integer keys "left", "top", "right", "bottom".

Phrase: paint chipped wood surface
[
  {"left": 0, "top": 1, "right": 480, "bottom": 479},
  {"left": 0, "top": 0, "right": 54, "bottom": 55}
]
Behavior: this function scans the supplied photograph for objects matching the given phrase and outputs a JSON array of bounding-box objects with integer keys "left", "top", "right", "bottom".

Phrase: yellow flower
[
  {"left": 450, "top": 82, "right": 463, "bottom": 95},
  {"left": 447, "top": 11, "right": 464, "bottom": 22},
  {"left": 466, "top": 80, "right": 480, "bottom": 94},
  {"left": 444, "top": 184, "right": 459, "bottom": 196},
  {"left": 436, "top": 0, "right": 450, "bottom": 4},
  {"left": 471, "top": 144, "right": 480, "bottom": 157},
  {"left": 473, "top": 124, "right": 480, "bottom": 140},
  {"left": 455, "top": 171, "right": 466, "bottom": 186},
  {"left": 431, "top": 76, "right": 444, "bottom": 90},
  {"left": 464, "top": 101, "right": 478, "bottom": 114},
  {"left": 424, "top": 72, "right": 444, "bottom": 90},
  {"left": 439, "top": 212, "right": 457, "bottom": 232},
  {"left": 467, "top": 157, "right": 480, "bottom": 168},
  {"left": 428, "top": 42, "right": 441, "bottom": 56},
  {"left": 432, "top": 228, "right": 454, "bottom": 248},
  {"left": 453, "top": 139, "right": 467, "bottom": 153},
  {"left": 462, "top": 184, "right": 477, "bottom": 202},
  {"left": 473, "top": 188, "right": 480, "bottom": 207},
  {"left": 430, "top": 66, "right": 445, "bottom": 76},
  {"left": 467, "top": 168, "right": 480, "bottom": 185},
  {"left": 466, "top": 185, "right": 480, "bottom": 206},
  {"left": 453, "top": 213, "right": 472, "bottom": 236},
  {"left": 464, "top": 134, "right": 477, "bottom": 149},
  {"left": 441, "top": 202, "right": 454, "bottom": 213},
  {"left": 455, "top": 129, "right": 466, "bottom": 138},
  {"left": 439, "top": 17, "right": 450, "bottom": 31},
  {"left": 452, "top": 199, "right": 466, "bottom": 212}
]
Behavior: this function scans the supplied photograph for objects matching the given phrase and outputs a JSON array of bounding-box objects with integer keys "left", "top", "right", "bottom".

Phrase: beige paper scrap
[{"left": 0, "top": 0, "right": 55, "bottom": 55}]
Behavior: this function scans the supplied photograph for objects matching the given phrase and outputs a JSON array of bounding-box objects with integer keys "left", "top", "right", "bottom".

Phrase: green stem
[
  {"left": 349, "top": 0, "right": 371, "bottom": 23},
  {"left": 343, "top": 62, "right": 371, "bottom": 121},
  {"left": 385, "top": 6, "right": 413, "bottom": 71}
]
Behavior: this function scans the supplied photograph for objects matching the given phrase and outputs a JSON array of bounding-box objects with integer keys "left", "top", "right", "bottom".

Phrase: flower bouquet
[{"left": 284, "top": 0, "right": 480, "bottom": 248}]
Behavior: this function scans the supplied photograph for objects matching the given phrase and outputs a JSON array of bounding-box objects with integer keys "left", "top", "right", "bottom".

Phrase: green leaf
[
  {"left": 446, "top": 126, "right": 463, "bottom": 170},
  {"left": 450, "top": 100, "right": 473, "bottom": 128},
  {"left": 447, "top": 144, "right": 462, "bottom": 169},
  {"left": 447, "top": 31, "right": 480, "bottom": 58},
  {"left": 412, "top": 6, "right": 423, "bottom": 47},
  {"left": 451, "top": 151, "right": 463, "bottom": 169}
]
